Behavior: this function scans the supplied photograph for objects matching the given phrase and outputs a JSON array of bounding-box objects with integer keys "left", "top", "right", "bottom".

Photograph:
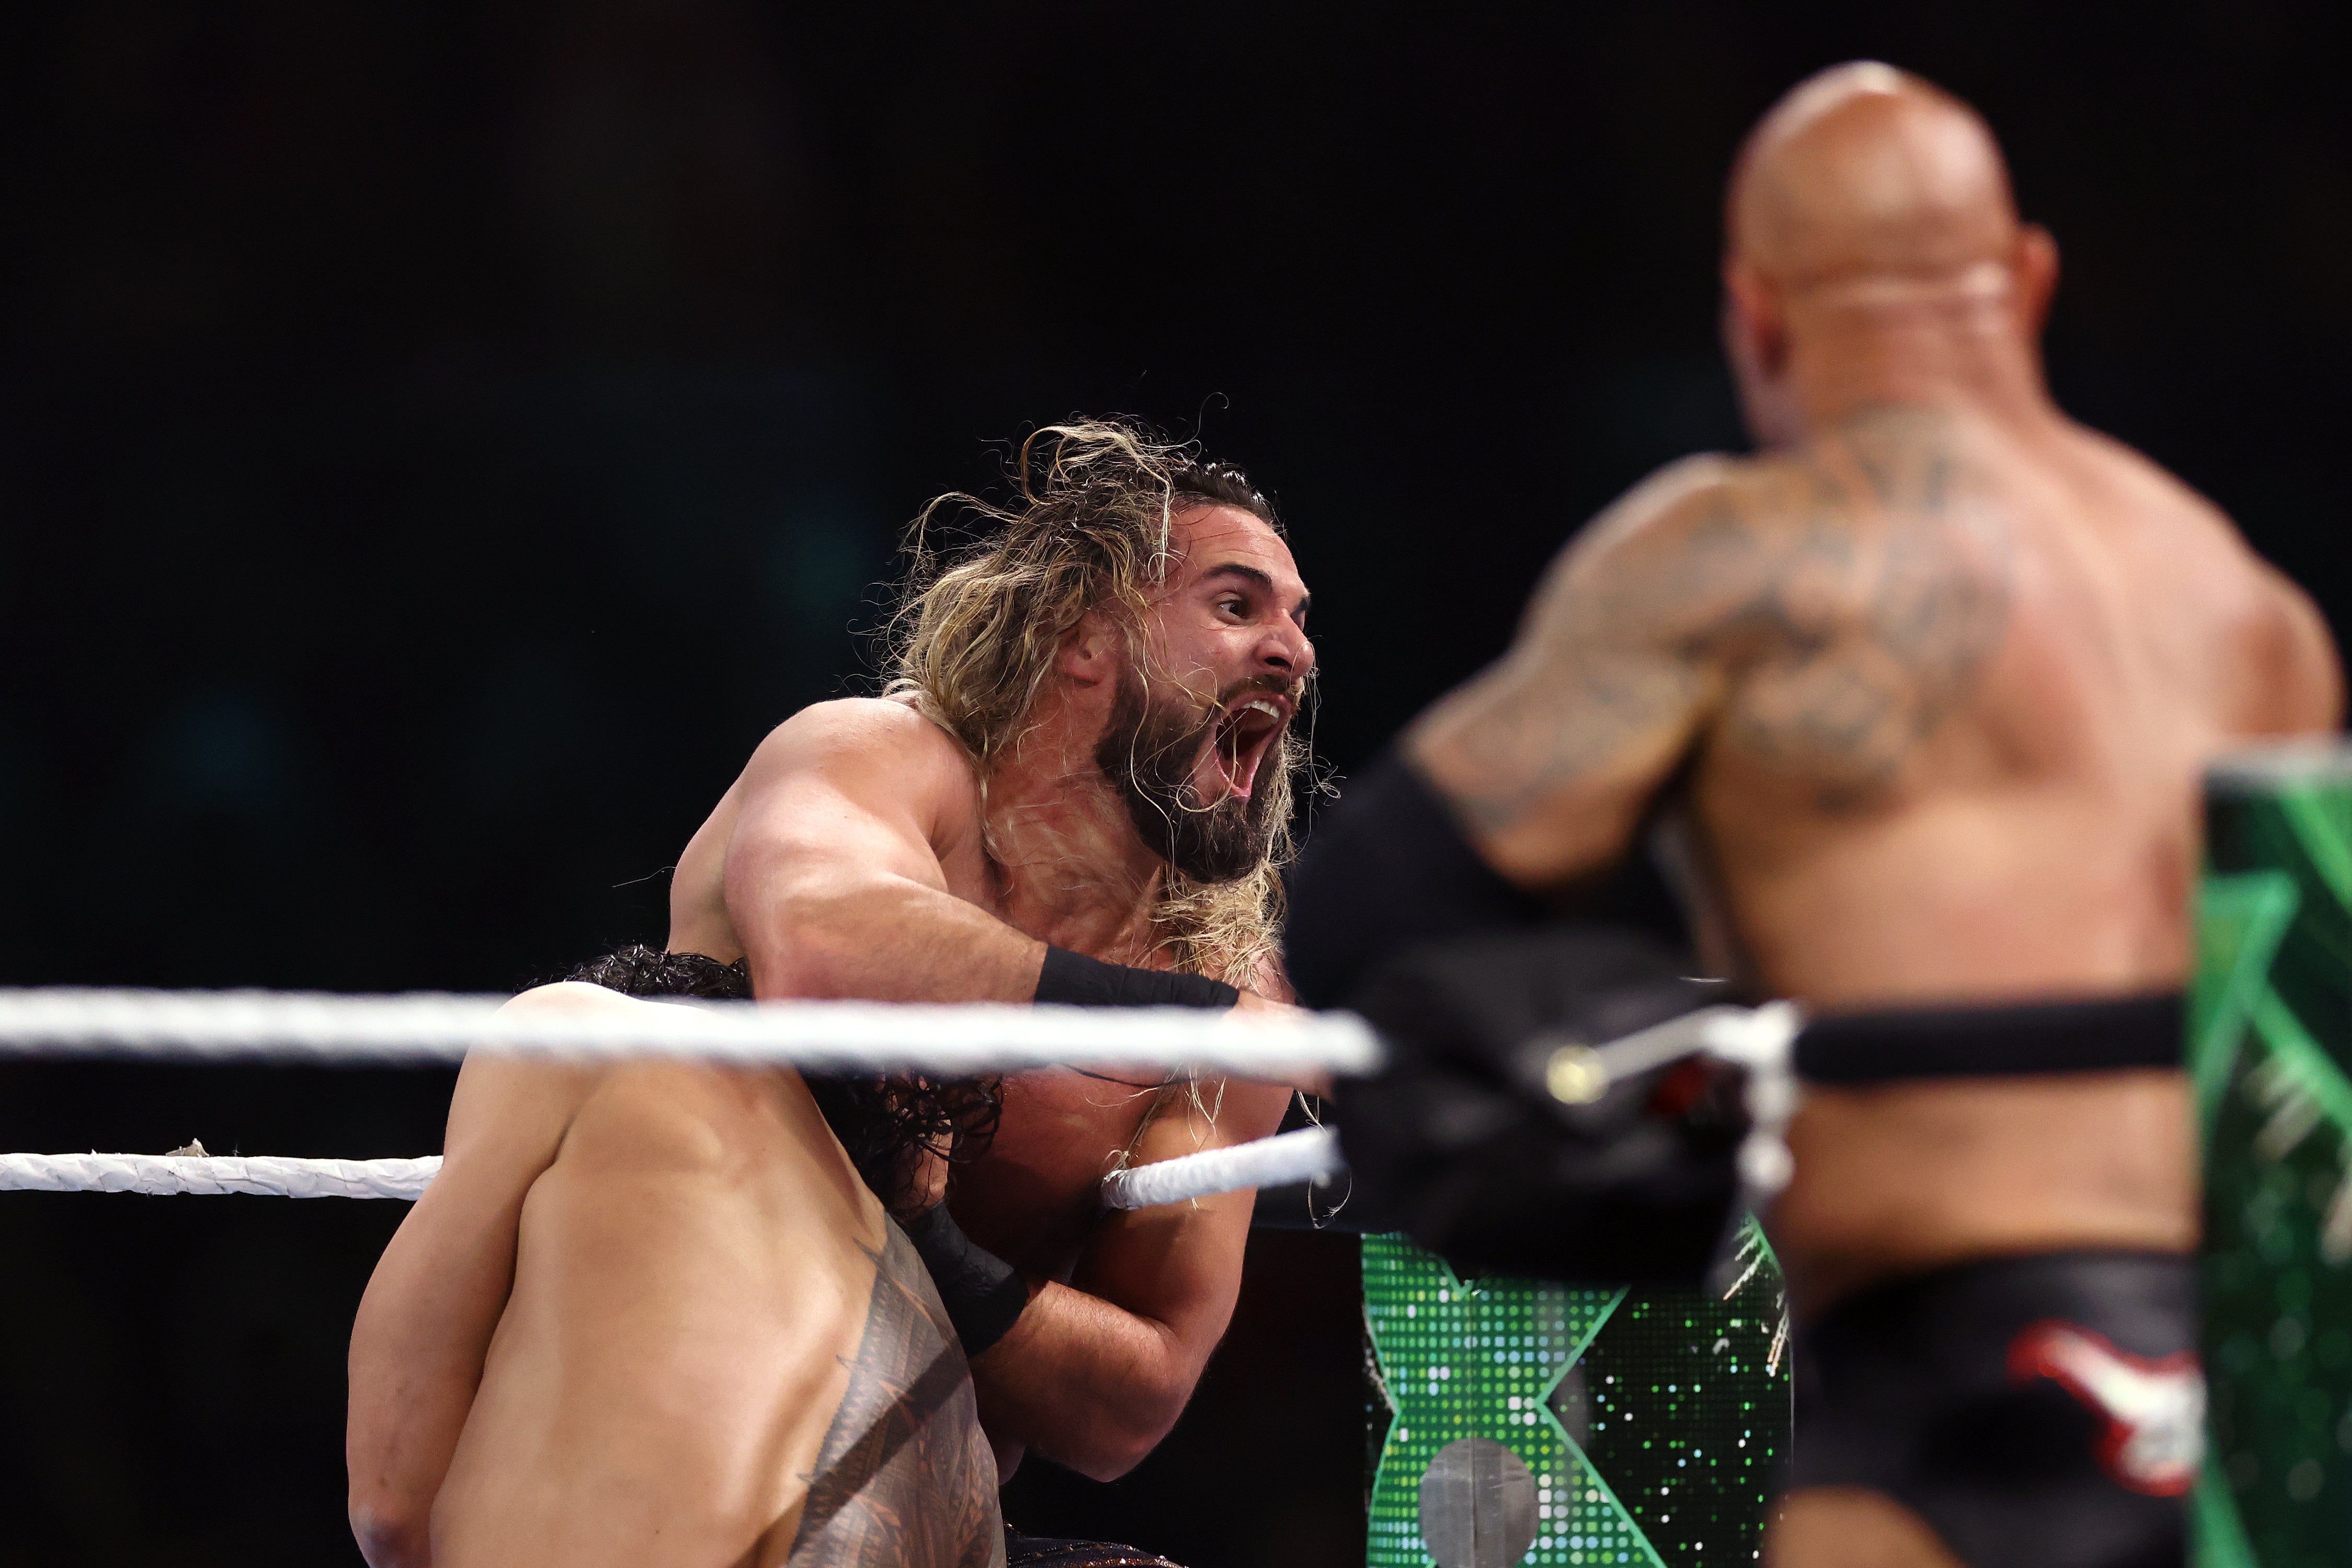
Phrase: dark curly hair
[{"left": 561, "top": 945, "right": 1001, "bottom": 1217}]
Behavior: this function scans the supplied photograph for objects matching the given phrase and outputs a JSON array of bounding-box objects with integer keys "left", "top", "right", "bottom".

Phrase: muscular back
[
  {"left": 1692, "top": 406, "right": 2333, "bottom": 1003},
  {"left": 1421, "top": 403, "right": 2337, "bottom": 1007},
  {"left": 1413, "top": 403, "right": 2339, "bottom": 1302}
]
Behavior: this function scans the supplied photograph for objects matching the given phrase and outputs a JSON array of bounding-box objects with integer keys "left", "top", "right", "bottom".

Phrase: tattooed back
[
  {"left": 1411, "top": 401, "right": 2339, "bottom": 1301},
  {"left": 1417, "top": 402, "right": 2334, "bottom": 1006}
]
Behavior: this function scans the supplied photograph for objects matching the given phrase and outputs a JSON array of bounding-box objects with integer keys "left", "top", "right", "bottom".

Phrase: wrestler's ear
[
  {"left": 1056, "top": 610, "right": 1116, "bottom": 688},
  {"left": 2015, "top": 223, "right": 2059, "bottom": 339},
  {"left": 1720, "top": 260, "right": 1786, "bottom": 381}
]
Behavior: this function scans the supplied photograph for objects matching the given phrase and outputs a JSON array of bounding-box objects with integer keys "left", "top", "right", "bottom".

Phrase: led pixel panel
[
  {"left": 2195, "top": 752, "right": 2352, "bottom": 1566},
  {"left": 1364, "top": 1227, "right": 1790, "bottom": 1568}
]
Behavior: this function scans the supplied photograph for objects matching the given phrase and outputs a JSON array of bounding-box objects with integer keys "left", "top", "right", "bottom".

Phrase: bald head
[{"left": 1729, "top": 63, "right": 2020, "bottom": 293}]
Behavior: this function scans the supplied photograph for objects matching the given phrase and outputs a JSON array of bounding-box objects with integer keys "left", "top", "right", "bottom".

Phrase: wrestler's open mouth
[{"left": 1209, "top": 696, "right": 1288, "bottom": 801}]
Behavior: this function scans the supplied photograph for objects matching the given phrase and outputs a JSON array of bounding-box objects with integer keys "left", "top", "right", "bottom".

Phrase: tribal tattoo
[
  {"left": 787, "top": 1220, "right": 1005, "bottom": 1568},
  {"left": 1426, "top": 405, "right": 2012, "bottom": 835}
]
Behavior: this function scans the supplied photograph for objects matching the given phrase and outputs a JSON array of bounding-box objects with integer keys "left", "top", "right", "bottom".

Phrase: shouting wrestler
[
  {"left": 347, "top": 421, "right": 1315, "bottom": 1567},
  {"left": 1291, "top": 65, "right": 2341, "bottom": 1568}
]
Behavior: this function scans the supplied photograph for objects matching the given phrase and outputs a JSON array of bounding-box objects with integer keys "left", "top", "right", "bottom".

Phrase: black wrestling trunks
[{"left": 1792, "top": 1251, "right": 2199, "bottom": 1568}]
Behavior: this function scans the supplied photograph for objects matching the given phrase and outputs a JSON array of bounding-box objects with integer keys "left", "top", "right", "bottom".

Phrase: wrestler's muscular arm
[
  {"left": 716, "top": 701, "right": 1051, "bottom": 999},
  {"left": 1409, "top": 457, "right": 1749, "bottom": 884},
  {"left": 969, "top": 1070, "right": 1295, "bottom": 1481},
  {"left": 716, "top": 701, "right": 1295, "bottom": 1475},
  {"left": 696, "top": 699, "right": 1299, "bottom": 1011},
  {"left": 344, "top": 989, "right": 603, "bottom": 1568},
  {"left": 1413, "top": 424, "right": 2023, "bottom": 884},
  {"left": 2242, "top": 563, "right": 2344, "bottom": 735}
]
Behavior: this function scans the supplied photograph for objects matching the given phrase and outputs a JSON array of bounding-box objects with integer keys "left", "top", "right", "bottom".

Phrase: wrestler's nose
[{"left": 1253, "top": 618, "right": 1315, "bottom": 685}]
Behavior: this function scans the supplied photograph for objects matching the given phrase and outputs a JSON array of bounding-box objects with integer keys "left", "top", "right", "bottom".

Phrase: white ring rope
[
  {"left": 0, "top": 988, "right": 1383, "bottom": 1077},
  {"left": 0, "top": 991, "right": 1801, "bottom": 1207},
  {"left": 0, "top": 1132, "right": 1344, "bottom": 1208},
  {"left": 0, "top": 1152, "right": 442, "bottom": 1200},
  {"left": 1102, "top": 1125, "right": 1344, "bottom": 1211}
]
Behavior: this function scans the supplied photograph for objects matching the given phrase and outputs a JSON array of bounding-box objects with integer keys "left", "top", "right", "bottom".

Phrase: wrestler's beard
[{"left": 1094, "top": 671, "right": 1285, "bottom": 886}]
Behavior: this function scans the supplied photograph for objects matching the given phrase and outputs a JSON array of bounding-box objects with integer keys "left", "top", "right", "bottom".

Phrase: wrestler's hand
[{"left": 901, "top": 1142, "right": 951, "bottom": 1215}]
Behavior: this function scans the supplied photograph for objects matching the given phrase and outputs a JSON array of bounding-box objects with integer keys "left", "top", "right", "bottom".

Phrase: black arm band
[
  {"left": 1034, "top": 945, "right": 1240, "bottom": 1009},
  {"left": 902, "top": 1202, "right": 1033, "bottom": 1358},
  {"left": 1284, "top": 750, "right": 1547, "bottom": 1009}
]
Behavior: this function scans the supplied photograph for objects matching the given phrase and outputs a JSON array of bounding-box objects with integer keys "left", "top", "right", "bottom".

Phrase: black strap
[
  {"left": 900, "top": 1202, "right": 1033, "bottom": 1357},
  {"left": 1034, "top": 946, "right": 1239, "bottom": 1009},
  {"left": 1283, "top": 751, "right": 1549, "bottom": 1009},
  {"left": 1793, "top": 993, "right": 2184, "bottom": 1084}
]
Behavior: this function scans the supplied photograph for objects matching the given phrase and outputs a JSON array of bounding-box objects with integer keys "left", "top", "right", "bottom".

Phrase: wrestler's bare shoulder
[
  {"left": 2060, "top": 423, "right": 2343, "bottom": 732},
  {"left": 672, "top": 698, "right": 988, "bottom": 956},
  {"left": 445, "top": 982, "right": 633, "bottom": 1131},
  {"left": 743, "top": 697, "right": 983, "bottom": 805},
  {"left": 1524, "top": 426, "right": 1984, "bottom": 641},
  {"left": 1561, "top": 410, "right": 2333, "bottom": 721}
]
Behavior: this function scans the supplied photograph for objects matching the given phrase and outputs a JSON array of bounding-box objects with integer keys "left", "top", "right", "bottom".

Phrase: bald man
[{"left": 1290, "top": 64, "right": 2342, "bottom": 1568}]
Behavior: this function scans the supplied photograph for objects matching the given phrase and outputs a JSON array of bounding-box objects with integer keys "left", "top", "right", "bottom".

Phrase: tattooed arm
[
  {"left": 1406, "top": 456, "right": 1750, "bottom": 888},
  {"left": 1411, "top": 414, "right": 2012, "bottom": 888}
]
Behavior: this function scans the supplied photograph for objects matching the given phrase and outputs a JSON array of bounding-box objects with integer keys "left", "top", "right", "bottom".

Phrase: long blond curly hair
[{"left": 883, "top": 419, "right": 1304, "bottom": 986}]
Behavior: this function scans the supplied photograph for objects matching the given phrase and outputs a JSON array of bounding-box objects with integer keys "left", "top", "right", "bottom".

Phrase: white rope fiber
[
  {"left": 0, "top": 988, "right": 1383, "bottom": 1078},
  {"left": 0, "top": 1151, "right": 442, "bottom": 1200},
  {"left": 0, "top": 989, "right": 1801, "bottom": 1207},
  {"left": 1102, "top": 1126, "right": 1344, "bottom": 1211},
  {"left": 0, "top": 1133, "right": 1342, "bottom": 1208}
]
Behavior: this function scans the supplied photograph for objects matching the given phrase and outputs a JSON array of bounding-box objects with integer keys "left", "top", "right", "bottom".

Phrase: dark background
[{"left": 0, "top": 2, "right": 2344, "bottom": 1562}]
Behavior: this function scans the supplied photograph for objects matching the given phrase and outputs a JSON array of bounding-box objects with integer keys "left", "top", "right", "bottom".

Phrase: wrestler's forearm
[
  {"left": 967, "top": 1281, "right": 1198, "bottom": 1482},
  {"left": 737, "top": 871, "right": 1050, "bottom": 1002},
  {"left": 347, "top": 1043, "right": 589, "bottom": 1565},
  {"left": 347, "top": 1214, "right": 506, "bottom": 1567}
]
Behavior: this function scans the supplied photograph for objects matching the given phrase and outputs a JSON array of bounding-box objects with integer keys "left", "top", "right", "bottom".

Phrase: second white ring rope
[{"left": 0, "top": 1129, "right": 1343, "bottom": 1209}]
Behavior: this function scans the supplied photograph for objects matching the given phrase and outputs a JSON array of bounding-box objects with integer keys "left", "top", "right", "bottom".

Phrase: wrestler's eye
[{"left": 1216, "top": 596, "right": 1248, "bottom": 619}]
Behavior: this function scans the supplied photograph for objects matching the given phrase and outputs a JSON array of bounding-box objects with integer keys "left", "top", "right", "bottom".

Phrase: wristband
[
  {"left": 1034, "top": 945, "right": 1240, "bottom": 1009},
  {"left": 901, "top": 1202, "right": 1033, "bottom": 1357}
]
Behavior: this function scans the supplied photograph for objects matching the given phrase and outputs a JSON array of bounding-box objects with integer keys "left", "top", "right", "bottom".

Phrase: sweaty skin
[
  {"left": 1404, "top": 64, "right": 2342, "bottom": 1568},
  {"left": 663, "top": 501, "right": 1312, "bottom": 1481},
  {"left": 352, "top": 984, "right": 999, "bottom": 1568},
  {"left": 348, "top": 503, "right": 1314, "bottom": 1564}
]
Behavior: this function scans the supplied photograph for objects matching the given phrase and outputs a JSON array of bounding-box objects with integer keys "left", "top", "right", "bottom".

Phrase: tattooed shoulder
[
  {"left": 1704, "top": 406, "right": 2013, "bottom": 806},
  {"left": 1413, "top": 407, "right": 2012, "bottom": 851}
]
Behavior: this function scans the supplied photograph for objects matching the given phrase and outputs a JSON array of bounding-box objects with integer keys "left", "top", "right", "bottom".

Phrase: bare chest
[{"left": 948, "top": 1067, "right": 1167, "bottom": 1279}]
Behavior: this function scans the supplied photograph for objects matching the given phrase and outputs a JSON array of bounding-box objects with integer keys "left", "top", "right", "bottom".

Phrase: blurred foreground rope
[{"left": 0, "top": 987, "right": 1382, "bottom": 1077}]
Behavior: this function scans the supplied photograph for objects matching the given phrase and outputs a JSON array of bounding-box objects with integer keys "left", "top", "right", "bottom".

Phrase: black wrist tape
[
  {"left": 1034, "top": 945, "right": 1241, "bottom": 1009},
  {"left": 902, "top": 1202, "right": 1033, "bottom": 1358}
]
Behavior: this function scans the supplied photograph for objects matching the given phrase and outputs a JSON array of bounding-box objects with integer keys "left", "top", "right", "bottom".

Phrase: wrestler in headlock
[
  {"left": 1289, "top": 65, "right": 2343, "bottom": 1568},
  {"left": 345, "top": 421, "right": 1315, "bottom": 1568}
]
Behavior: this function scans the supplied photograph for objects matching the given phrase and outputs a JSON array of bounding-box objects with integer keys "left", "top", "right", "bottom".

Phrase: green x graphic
[
  {"left": 2194, "top": 762, "right": 2352, "bottom": 1568},
  {"left": 1364, "top": 1224, "right": 1790, "bottom": 1568}
]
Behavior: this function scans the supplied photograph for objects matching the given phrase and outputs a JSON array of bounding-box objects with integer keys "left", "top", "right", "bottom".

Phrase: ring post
[
  {"left": 1363, "top": 1221, "right": 1790, "bottom": 1568},
  {"left": 2194, "top": 742, "right": 2352, "bottom": 1566}
]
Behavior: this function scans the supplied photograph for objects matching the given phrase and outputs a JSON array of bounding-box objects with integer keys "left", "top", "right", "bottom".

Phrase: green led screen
[{"left": 1364, "top": 1225, "right": 1791, "bottom": 1567}]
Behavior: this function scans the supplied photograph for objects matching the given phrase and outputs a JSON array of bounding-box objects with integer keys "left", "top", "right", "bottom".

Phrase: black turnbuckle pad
[{"left": 1335, "top": 926, "right": 1750, "bottom": 1286}]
